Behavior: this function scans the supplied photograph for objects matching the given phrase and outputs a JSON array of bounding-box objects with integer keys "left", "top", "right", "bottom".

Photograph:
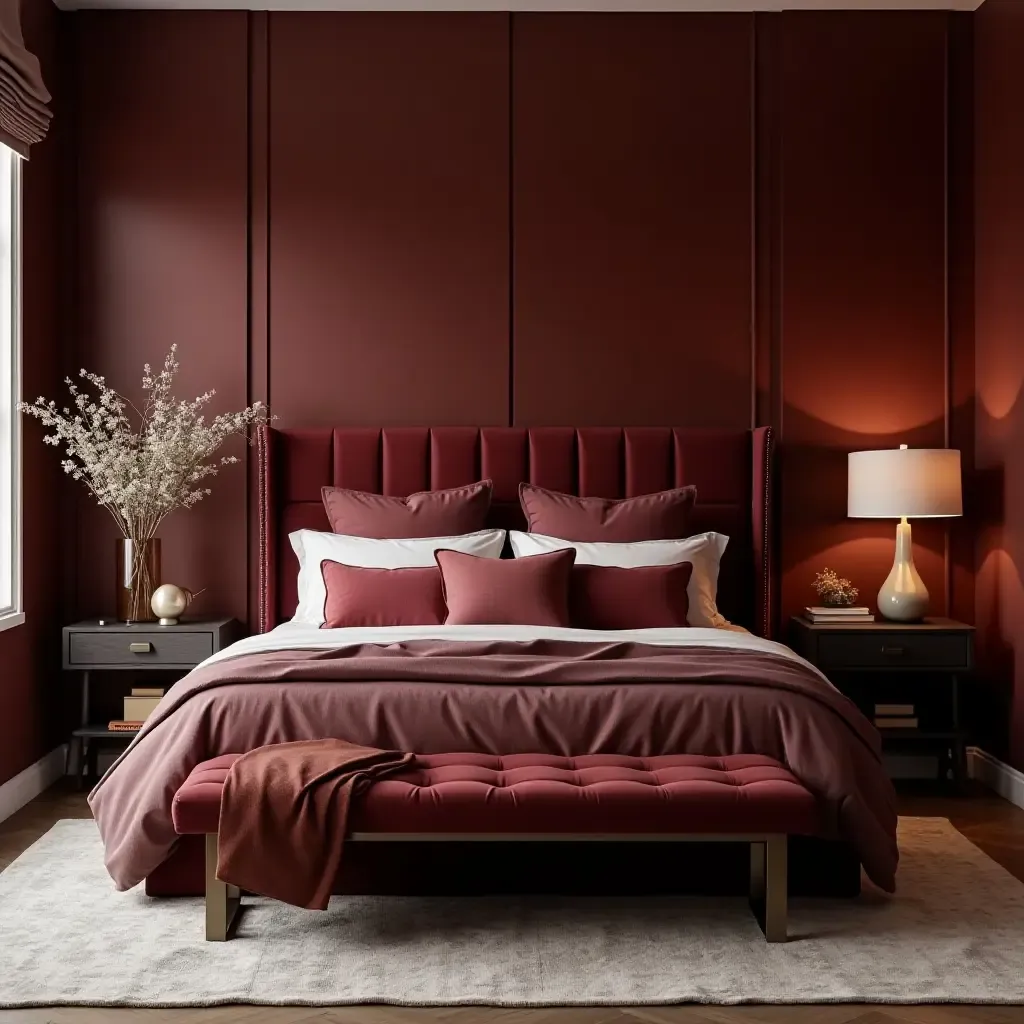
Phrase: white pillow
[
  {"left": 290, "top": 529, "right": 507, "bottom": 626},
  {"left": 508, "top": 531, "right": 730, "bottom": 629}
]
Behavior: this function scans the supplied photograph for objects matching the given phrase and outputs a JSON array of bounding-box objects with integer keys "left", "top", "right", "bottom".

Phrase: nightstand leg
[
  {"left": 80, "top": 671, "right": 90, "bottom": 727},
  {"left": 953, "top": 741, "right": 968, "bottom": 790},
  {"left": 78, "top": 738, "right": 90, "bottom": 791},
  {"left": 67, "top": 735, "right": 82, "bottom": 783},
  {"left": 951, "top": 673, "right": 966, "bottom": 790}
]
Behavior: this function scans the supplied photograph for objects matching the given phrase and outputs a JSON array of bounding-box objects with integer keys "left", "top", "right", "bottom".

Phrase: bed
[{"left": 89, "top": 425, "right": 898, "bottom": 900}]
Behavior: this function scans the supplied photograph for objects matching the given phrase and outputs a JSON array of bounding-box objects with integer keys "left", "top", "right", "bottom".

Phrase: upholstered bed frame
[
  {"left": 256, "top": 425, "right": 776, "bottom": 636},
  {"left": 147, "top": 423, "right": 865, "bottom": 902}
]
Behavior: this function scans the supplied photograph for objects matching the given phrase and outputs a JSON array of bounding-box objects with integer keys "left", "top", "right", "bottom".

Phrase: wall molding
[
  {"left": 0, "top": 745, "right": 67, "bottom": 826},
  {"left": 968, "top": 746, "right": 1024, "bottom": 810},
  {"left": 53, "top": 1, "right": 986, "bottom": 12}
]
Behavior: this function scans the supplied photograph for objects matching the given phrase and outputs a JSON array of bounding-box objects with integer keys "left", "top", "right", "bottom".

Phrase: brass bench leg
[
  {"left": 763, "top": 835, "right": 788, "bottom": 942},
  {"left": 205, "top": 833, "right": 241, "bottom": 941},
  {"left": 749, "top": 836, "right": 788, "bottom": 942}
]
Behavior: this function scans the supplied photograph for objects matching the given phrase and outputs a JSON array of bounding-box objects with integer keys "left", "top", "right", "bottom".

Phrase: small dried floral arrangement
[
  {"left": 19, "top": 347, "right": 272, "bottom": 619},
  {"left": 812, "top": 568, "right": 859, "bottom": 607}
]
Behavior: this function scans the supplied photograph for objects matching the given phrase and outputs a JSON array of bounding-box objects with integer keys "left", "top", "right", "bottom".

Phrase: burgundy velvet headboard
[{"left": 256, "top": 425, "right": 776, "bottom": 637}]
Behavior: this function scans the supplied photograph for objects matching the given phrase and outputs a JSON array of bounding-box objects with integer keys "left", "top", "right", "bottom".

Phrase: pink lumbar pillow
[
  {"left": 570, "top": 561, "right": 693, "bottom": 630},
  {"left": 435, "top": 547, "right": 576, "bottom": 627},
  {"left": 518, "top": 483, "right": 697, "bottom": 542},
  {"left": 322, "top": 480, "right": 493, "bottom": 538},
  {"left": 320, "top": 560, "right": 446, "bottom": 628}
]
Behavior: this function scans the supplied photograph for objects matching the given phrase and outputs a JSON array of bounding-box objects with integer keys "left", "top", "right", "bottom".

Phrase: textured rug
[{"left": 1, "top": 817, "right": 1023, "bottom": 1007}]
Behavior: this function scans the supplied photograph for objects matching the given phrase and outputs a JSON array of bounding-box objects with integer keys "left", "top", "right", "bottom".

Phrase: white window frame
[{"left": 0, "top": 145, "right": 23, "bottom": 632}]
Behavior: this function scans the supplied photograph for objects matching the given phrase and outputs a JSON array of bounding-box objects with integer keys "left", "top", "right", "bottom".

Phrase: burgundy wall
[
  {"left": 0, "top": 0, "right": 65, "bottom": 786},
  {"left": 776, "top": 11, "right": 952, "bottom": 620},
  {"left": 974, "top": 0, "right": 1024, "bottom": 770},
  {"left": 72, "top": 11, "right": 250, "bottom": 626},
  {"left": 512, "top": 14, "right": 753, "bottom": 427},
  {"left": 268, "top": 14, "right": 510, "bottom": 428},
  {"left": 62, "top": 13, "right": 966, "bottom": 648}
]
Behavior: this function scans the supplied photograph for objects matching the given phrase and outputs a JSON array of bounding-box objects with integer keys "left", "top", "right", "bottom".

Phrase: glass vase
[{"left": 116, "top": 537, "right": 161, "bottom": 623}]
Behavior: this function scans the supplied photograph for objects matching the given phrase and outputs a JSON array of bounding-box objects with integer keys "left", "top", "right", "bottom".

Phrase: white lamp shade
[{"left": 848, "top": 447, "right": 962, "bottom": 518}]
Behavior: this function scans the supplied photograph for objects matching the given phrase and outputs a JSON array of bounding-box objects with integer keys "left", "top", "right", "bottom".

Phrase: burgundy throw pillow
[
  {"left": 320, "top": 560, "right": 446, "bottom": 628},
  {"left": 322, "top": 480, "right": 493, "bottom": 539},
  {"left": 570, "top": 561, "right": 693, "bottom": 630},
  {"left": 435, "top": 547, "right": 576, "bottom": 627},
  {"left": 518, "top": 483, "right": 697, "bottom": 542}
]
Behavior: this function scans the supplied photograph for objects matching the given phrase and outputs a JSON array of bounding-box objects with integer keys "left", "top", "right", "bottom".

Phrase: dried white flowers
[{"left": 19, "top": 346, "right": 271, "bottom": 544}]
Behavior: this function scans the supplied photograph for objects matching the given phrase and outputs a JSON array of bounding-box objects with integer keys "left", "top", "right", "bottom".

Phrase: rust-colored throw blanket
[
  {"left": 89, "top": 640, "right": 898, "bottom": 894},
  {"left": 217, "top": 739, "right": 413, "bottom": 910}
]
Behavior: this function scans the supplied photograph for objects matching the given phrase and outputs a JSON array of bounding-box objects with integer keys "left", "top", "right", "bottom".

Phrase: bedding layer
[{"left": 89, "top": 633, "right": 897, "bottom": 893}]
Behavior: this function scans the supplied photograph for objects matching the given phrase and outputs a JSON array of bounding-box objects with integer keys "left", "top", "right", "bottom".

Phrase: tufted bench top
[{"left": 173, "top": 751, "right": 819, "bottom": 837}]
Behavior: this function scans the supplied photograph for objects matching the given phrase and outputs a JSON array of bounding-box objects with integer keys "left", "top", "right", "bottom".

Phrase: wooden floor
[{"left": 1, "top": 781, "right": 1023, "bottom": 1024}]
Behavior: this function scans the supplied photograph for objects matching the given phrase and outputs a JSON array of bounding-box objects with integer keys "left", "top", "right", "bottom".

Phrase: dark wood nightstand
[
  {"left": 789, "top": 616, "right": 974, "bottom": 786},
  {"left": 62, "top": 618, "right": 240, "bottom": 786}
]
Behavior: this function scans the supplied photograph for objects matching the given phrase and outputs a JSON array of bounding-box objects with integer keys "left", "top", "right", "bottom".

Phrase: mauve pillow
[
  {"left": 570, "top": 561, "right": 693, "bottom": 630},
  {"left": 322, "top": 480, "right": 493, "bottom": 539},
  {"left": 435, "top": 547, "right": 576, "bottom": 627},
  {"left": 320, "top": 560, "right": 446, "bottom": 628},
  {"left": 519, "top": 483, "right": 697, "bottom": 542}
]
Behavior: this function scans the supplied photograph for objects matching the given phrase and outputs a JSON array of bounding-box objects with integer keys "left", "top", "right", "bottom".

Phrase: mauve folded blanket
[
  {"left": 217, "top": 739, "right": 413, "bottom": 910},
  {"left": 88, "top": 640, "right": 898, "bottom": 893}
]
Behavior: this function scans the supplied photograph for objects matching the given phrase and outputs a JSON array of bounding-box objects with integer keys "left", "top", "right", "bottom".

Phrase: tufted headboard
[{"left": 256, "top": 425, "right": 776, "bottom": 637}]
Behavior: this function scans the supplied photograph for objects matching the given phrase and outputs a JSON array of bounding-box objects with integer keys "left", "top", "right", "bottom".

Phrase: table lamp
[{"left": 847, "top": 445, "right": 962, "bottom": 621}]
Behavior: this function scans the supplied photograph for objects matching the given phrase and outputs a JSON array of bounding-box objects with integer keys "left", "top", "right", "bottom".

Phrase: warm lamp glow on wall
[{"left": 848, "top": 445, "right": 962, "bottom": 621}]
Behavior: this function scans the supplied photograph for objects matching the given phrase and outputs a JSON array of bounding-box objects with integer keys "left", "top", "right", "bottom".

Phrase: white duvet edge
[{"left": 199, "top": 622, "right": 830, "bottom": 685}]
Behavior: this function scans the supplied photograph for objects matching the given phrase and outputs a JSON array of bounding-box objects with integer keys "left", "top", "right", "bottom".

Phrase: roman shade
[{"left": 0, "top": 2, "right": 51, "bottom": 157}]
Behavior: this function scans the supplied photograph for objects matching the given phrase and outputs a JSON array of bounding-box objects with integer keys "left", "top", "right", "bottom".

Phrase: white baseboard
[
  {"left": 968, "top": 746, "right": 1024, "bottom": 810},
  {"left": 0, "top": 745, "right": 68, "bottom": 825}
]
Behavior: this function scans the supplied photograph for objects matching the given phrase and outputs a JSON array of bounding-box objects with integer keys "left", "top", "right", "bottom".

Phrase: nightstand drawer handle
[
  {"left": 881, "top": 645, "right": 905, "bottom": 657},
  {"left": 129, "top": 642, "right": 153, "bottom": 654}
]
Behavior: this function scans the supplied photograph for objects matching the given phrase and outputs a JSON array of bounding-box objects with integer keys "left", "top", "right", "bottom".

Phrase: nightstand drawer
[
  {"left": 816, "top": 632, "right": 970, "bottom": 670},
  {"left": 68, "top": 630, "right": 213, "bottom": 667}
]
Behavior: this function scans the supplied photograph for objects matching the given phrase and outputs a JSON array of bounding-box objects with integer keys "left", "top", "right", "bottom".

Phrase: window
[{"left": 0, "top": 144, "right": 21, "bottom": 630}]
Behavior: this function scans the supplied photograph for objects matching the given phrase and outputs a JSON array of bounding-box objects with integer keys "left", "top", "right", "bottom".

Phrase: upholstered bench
[{"left": 172, "top": 752, "right": 818, "bottom": 943}]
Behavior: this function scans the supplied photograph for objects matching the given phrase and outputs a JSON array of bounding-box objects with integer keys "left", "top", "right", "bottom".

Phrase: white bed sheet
[{"left": 201, "top": 621, "right": 828, "bottom": 684}]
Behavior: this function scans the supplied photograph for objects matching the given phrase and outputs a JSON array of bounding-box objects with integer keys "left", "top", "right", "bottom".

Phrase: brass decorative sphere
[{"left": 151, "top": 584, "right": 191, "bottom": 625}]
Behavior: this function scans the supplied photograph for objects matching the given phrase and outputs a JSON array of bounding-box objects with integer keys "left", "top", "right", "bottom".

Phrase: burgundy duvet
[{"left": 88, "top": 639, "right": 898, "bottom": 892}]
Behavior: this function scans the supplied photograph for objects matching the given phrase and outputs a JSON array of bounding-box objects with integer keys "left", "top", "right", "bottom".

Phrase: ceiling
[{"left": 52, "top": 0, "right": 985, "bottom": 11}]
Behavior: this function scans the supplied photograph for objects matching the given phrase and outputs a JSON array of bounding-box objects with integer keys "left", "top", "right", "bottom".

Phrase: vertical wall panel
[
  {"left": 74, "top": 11, "right": 250, "bottom": 624},
  {"left": 974, "top": 0, "right": 1024, "bottom": 769},
  {"left": 512, "top": 14, "right": 754, "bottom": 428},
  {"left": 268, "top": 13, "right": 510, "bottom": 428},
  {"left": 777, "top": 12, "right": 949, "bottom": 620}
]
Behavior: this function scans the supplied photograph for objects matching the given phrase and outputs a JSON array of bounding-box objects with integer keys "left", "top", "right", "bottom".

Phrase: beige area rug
[{"left": 0, "top": 817, "right": 1023, "bottom": 1007}]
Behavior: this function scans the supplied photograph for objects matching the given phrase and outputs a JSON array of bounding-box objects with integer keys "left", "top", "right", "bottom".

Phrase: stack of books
[
  {"left": 873, "top": 703, "right": 918, "bottom": 730},
  {"left": 804, "top": 606, "right": 874, "bottom": 624},
  {"left": 108, "top": 687, "right": 165, "bottom": 733}
]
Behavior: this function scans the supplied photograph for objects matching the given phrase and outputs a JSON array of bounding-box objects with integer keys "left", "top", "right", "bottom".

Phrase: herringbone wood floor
[{"left": 2, "top": 782, "right": 1023, "bottom": 1024}]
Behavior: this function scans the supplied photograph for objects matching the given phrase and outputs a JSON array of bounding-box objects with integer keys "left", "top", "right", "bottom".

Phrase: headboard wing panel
[{"left": 257, "top": 425, "right": 776, "bottom": 637}]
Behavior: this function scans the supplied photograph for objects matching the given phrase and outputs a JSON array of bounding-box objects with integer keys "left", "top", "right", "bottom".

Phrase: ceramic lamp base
[{"left": 877, "top": 517, "right": 929, "bottom": 622}]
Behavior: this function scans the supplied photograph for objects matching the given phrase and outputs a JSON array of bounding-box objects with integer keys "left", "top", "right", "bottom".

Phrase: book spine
[
  {"left": 875, "top": 703, "right": 915, "bottom": 716},
  {"left": 123, "top": 696, "right": 162, "bottom": 721},
  {"left": 874, "top": 717, "right": 919, "bottom": 729},
  {"left": 806, "top": 615, "right": 875, "bottom": 624},
  {"left": 107, "top": 720, "right": 143, "bottom": 732}
]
